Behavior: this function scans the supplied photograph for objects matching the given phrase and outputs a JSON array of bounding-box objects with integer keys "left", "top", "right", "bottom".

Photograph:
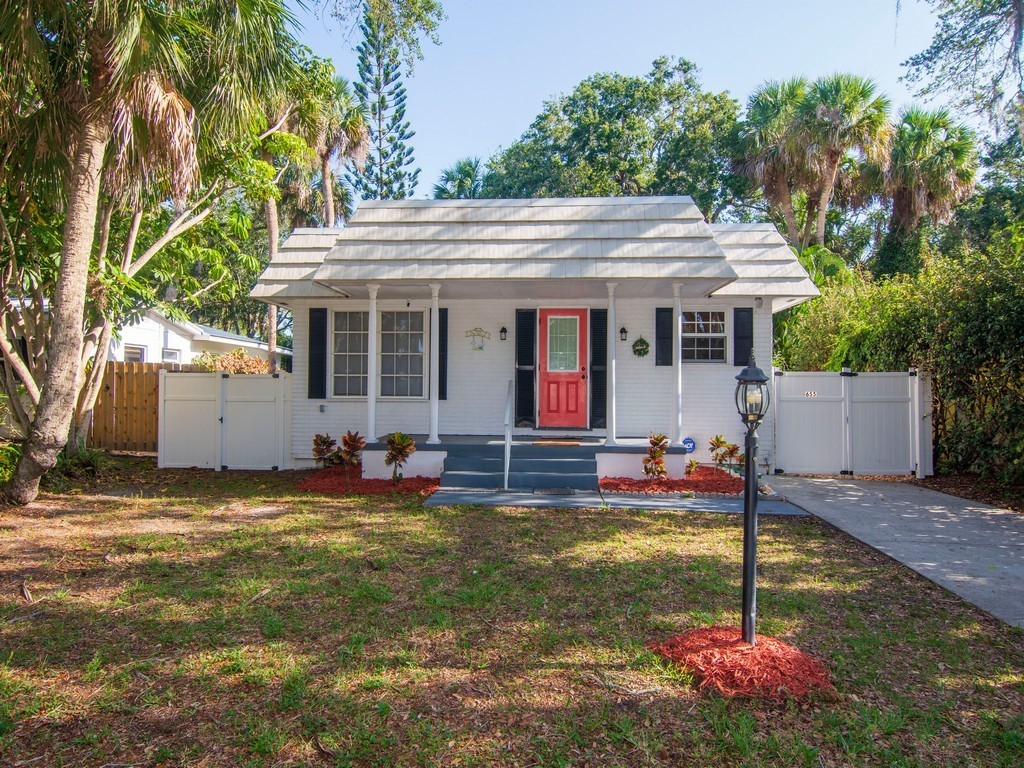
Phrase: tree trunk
[
  {"left": 322, "top": 155, "right": 335, "bottom": 227},
  {"left": 814, "top": 155, "right": 840, "bottom": 247},
  {"left": 772, "top": 174, "right": 801, "bottom": 249},
  {"left": 3, "top": 119, "right": 110, "bottom": 504},
  {"left": 265, "top": 195, "right": 280, "bottom": 374}
]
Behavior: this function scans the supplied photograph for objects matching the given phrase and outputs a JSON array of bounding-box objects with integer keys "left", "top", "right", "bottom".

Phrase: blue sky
[{"left": 292, "top": 0, "right": 944, "bottom": 198}]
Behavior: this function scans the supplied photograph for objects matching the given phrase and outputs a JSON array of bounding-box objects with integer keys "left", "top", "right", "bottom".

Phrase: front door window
[{"left": 547, "top": 317, "right": 578, "bottom": 372}]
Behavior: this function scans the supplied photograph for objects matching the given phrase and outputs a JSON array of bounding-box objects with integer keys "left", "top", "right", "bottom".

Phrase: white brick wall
[{"left": 288, "top": 296, "right": 774, "bottom": 465}]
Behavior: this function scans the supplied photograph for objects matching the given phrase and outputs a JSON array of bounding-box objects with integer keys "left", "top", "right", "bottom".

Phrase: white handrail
[{"left": 503, "top": 379, "right": 514, "bottom": 490}]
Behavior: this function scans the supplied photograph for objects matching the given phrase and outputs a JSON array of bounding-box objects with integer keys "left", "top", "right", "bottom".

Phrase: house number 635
[{"left": 804, "top": 391, "right": 818, "bottom": 398}]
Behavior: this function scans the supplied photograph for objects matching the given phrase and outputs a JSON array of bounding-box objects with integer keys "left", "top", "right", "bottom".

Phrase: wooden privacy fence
[{"left": 89, "top": 362, "right": 203, "bottom": 452}]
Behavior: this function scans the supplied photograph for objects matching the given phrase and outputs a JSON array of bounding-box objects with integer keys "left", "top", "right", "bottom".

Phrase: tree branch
[{"left": 0, "top": 327, "right": 40, "bottom": 406}]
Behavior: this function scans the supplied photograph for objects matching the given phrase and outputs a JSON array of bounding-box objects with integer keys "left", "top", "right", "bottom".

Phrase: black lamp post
[{"left": 734, "top": 352, "right": 771, "bottom": 645}]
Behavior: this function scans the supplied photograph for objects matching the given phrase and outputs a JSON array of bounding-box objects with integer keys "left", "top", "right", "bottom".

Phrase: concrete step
[
  {"left": 439, "top": 469, "right": 599, "bottom": 491},
  {"left": 443, "top": 456, "right": 596, "bottom": 473},
  {"left": 442, "top": 456, "right": 504, "bottom": 472},
  {"left": 439, "top": 470, "right": 504, "bottom": 490}
]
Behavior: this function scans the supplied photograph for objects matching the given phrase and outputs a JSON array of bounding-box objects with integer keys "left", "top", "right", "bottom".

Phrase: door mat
[
  {"left": 533, "top": 487, "right": 577, "bottom": 496},
  {"left": 532, "top": 440, "right": 582, "bottom": 446}
]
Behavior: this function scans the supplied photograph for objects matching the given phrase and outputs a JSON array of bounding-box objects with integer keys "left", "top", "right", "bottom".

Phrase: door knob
[{"left": 581, "top": 374, "right": 587, "bottom": 380}]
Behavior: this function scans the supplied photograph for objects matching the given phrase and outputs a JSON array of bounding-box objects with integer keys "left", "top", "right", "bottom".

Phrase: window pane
[{"left": 333, "top": 312, "right": 368, "bottom": 396}]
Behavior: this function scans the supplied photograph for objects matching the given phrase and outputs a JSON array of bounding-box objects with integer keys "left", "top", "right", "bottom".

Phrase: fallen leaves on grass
[
  {"left": 912, "top": 472, "right": 1024, "bottom": 514},
  {"left": 297, "top": 466, "right": 439, "bottom": 497},
  {"left": 648, "top": 626, "right": 834, "bottom": 701},
  {"left": 601, "top": 466, "right": 744, "bottom": 495}
]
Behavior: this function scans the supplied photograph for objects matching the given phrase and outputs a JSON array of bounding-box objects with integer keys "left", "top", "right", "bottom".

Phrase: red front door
[{"left": 538, "top": 308, "right": 588, "bottom": 428}]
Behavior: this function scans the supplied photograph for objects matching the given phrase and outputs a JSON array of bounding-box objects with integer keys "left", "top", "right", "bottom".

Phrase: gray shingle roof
[{"left": 252, "top": 198, "right": 817, "bottom": 309}]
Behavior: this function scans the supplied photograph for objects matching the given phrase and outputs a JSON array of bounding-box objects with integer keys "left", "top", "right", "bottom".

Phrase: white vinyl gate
[
  {"left": 773, "top": 370, "right": 932, "bottom": 477},
  {"left": 158, "top": 371, "right": 291, "bottom": 470}
]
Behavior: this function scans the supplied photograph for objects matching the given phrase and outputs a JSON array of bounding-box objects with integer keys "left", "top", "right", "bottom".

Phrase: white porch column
[
  {"left": 427, "top": 283, "right": 441, "bottom": 444},
  {"left": 366, "top": 284, "right": 379, "bottom": 441},
  {"left": 673, "top": 283, "right": 684, "bottom": 445},
  {"left": 605, "top": 283, "right": 618, "bottom": 446}
]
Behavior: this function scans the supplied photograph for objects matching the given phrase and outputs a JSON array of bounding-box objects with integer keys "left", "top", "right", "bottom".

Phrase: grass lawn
[{"left": 1, "top": 458, "right": 1022, "bottom": 767}]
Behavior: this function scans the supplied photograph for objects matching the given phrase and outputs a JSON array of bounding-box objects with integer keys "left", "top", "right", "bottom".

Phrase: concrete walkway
[
  {"left": 772, "top": 476, "right": 1024, "bottom": 629},
  {"left": 424, "top": 489, "right": 807, "bottom": 516}
]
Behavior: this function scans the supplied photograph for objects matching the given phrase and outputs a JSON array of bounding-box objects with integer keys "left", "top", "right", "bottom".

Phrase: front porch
[{"left": 362, "top": 434, "right": 691, "bottom": 490}]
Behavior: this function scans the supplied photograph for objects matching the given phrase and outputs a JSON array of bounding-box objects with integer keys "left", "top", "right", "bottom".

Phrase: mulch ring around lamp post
[{"left": 647, "top": 626, "right": 835, "bottom": 701}]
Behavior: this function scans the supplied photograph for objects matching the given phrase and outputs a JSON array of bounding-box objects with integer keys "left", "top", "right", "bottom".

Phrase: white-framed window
[
  {"left": 380, "top": 311, "right": 424, "bottom": 397},
  {"left": 161, "top": 348, "right": 180, "bottom": 363},
  {"left": 124, "top": 345, "right": 146, "bottom": 363},
  {"left": 547, "top": 316, "right": 579, "bottom": 371},
  {"left": 332, "top": 311, "right": 369, "bottom": 397},
  {"left": 681, "top": 311, "right": 727, "bottom": 362}
]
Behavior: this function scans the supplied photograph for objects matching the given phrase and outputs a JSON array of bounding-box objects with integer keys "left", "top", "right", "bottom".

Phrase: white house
[
  {"left": 110, "top": 310, "right": 290, "bottom": 366},
  {"left": 251, "top": 196, "right": 818, "bottom": 488}
]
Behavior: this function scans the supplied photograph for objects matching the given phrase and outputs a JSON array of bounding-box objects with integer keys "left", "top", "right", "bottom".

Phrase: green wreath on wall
[{"left": 632, "top": 336, "right": 650, "bottom": 358}]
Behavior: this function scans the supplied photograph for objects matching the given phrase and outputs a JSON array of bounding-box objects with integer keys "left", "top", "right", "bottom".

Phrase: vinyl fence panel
[
  {"left": 773, "top": 372, "right": 846, "bottom": 475},
  {"left": 158, "top": 371, "right": 290, "bottom": 470},
  {"left": 774, "top": 370, "right": 932, "bottom": 477}
]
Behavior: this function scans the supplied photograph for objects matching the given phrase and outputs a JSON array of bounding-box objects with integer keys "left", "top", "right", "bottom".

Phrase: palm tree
[
  {"left": 316, "top": 77, "right": 370, "bottom": 227},
  {"left": 737, "top": 78, "right": 810, "bottom": 247},
  {"left": 885, "top": 107, "right": 977, "bottom": 233},
  {"left": 874, "top": 107, "right": 977, "bottom": 276},
  {"left": 433, "top": 157, "right": 486, "bottom": 199},
  {"left": 798, "top": 74, "right": 893, "bottom": 247},
  {"left": 0, "top": 0, "right": 296, "bottom": 504}
]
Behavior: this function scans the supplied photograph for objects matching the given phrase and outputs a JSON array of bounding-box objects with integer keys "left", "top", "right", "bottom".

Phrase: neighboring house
[
  {"left": 251, "top": 196, "right": 818, "bottom": 482},
  {"left": 110, "top": 310, "right": 291, "bottom": 366}
]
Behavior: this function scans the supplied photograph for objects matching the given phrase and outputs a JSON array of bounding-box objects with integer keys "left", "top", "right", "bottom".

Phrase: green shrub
[{"left": 0, "top": 443, "right": 20, "bottom": 485}]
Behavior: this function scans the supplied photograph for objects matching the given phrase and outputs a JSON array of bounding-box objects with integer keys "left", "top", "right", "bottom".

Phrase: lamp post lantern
[{"left": 735, "top": 352, "right": 771, "bottom": 645}]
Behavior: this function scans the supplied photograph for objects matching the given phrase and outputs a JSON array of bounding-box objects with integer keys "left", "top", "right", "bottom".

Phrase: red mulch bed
[
  {"left": 648, "top": 626, "right": 834, "bottom": 701},
  {"left": 298, "top": 466, "right": 439, "bottom": 497},
  {"left": 600, "top": 465, "right": 744, "bottom": 495}
]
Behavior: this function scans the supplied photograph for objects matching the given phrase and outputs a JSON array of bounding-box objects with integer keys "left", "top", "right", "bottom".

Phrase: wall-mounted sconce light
[
  {"left": 755, "top": 297, "right": 764, "bottom": 309},
  {"left": 499, "top": 326, "right": 508, "bottom": 341},
  {"left": 619, "top": 327, "right": 628, "bottom": 341}
]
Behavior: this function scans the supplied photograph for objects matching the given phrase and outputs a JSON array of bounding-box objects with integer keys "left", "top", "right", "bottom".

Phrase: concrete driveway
[{"left": 772, "top": 476, "right": 1024, "bottom": 629}]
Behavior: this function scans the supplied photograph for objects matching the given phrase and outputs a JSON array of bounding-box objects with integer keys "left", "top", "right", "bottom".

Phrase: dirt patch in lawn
[
  {"left": 1, "top": 456, "right": 1022, "bottom": 768},
  {"left": 601, "top": 465, "right": 745, "bottom": 495},
  {"left": 297, "top": 466, "right": 439, "bottom": 496}
]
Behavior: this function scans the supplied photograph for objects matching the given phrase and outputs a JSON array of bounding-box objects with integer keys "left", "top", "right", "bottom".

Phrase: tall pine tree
[{"left": 349, "top": 3, "right": 420, "bottom": 200}]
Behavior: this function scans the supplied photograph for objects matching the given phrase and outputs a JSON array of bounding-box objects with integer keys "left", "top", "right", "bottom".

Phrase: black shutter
[
  {"left": 438, "top": 307, "right": 448, "bottom": 400},
  {"left": 308, "top": 308, "right": 328, "bottom": 399},
  {"left": 655, "top": 307, "right": 673, "bottom": 366},
  {"left": 734, "top": 307, "right": 753, "bottom": 367},
  {"left": 515, "top": 309, "right": 536, "bottom": 427},
  {"left": 590, "top": 309, "right": 607, "bottom": 428}
]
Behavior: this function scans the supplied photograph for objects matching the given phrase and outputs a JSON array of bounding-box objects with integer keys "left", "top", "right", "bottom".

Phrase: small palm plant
[
  {"left": 339, "top": 430, "right": 366, "bottom": 482},
  {"left": 384, "top": 432, "right": 416, "bottom": 485},
  {"left": 643, "top": 433, "right": 670, "bottom": 480},
  {"left": 312, "top": 434, "right": 339, "bottom": 468}
]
